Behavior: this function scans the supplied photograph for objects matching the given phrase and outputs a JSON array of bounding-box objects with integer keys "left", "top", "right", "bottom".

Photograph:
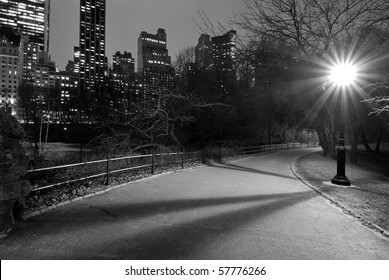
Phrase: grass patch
[{"left": 294, "top": 150, "right": 389, "bottom": 235}]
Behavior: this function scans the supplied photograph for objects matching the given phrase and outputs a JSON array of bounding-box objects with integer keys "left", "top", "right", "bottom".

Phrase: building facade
[
  {"left": 211, "top": 30, "right": 237, "bottom": 71},
  {"left": 211, "top": 30, "right": 237, "bottom": 102},
  {"left": 137, "top": 28, "right": 175, "bottom": 99},
  {"left": 195, "top": 34, "right": 212, "bottom": 69},
  {"left": 111, "top": 51, "right": 137, "bottom": 113},
  {"left": 71, "top": 46, "right": 80, "bottom": 74},
  {"left": 56, "top": 71, "right": 79, "bottom": 123},
  {"left": 0, "top": 0, "right": 50, "bottom": 113},
  {"left": 32, "top": 62, "right": 79, "bottom": 124},
  {"left": 113, "top": 51, "right": 134, "bottom": 74},
  {"left": 0, "top": 33, "right": 22, "bottom": 107},
  {"left": 21, "top": 35, "right": 40, "bottom": 83},
  {"left": 0, "top": 0, "right": 50, "bottom": 52},
  {"left": 78, "top": 0, "right": 107, "bottom": 100}
]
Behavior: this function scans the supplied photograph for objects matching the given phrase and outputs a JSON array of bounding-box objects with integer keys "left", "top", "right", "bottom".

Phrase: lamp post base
[
  {"left": 331, "top": 175, "right": 351, "bottom": 186},
  {"left": 332, "top": 144, "right": 351, "bottom": 186}
]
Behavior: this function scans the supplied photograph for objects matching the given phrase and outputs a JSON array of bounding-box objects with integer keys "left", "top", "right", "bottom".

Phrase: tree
[
  {"left": 16, "top": 83, "right": 36, "bottom": 124},
  {"left": 174, "top": 46, "right": 196, "bottom": 74},
  {"left": 232, "top": 0, "right": 389, "bottom": 155},
  {"left": 89, "top": 85, "right": 225, "bottom": 155},
  {"left": 192, "top": 14, "right": 308, "bottom": 145},
  {"left": 344, "top": 26, "right": 389, "bottom": 154},
  {"left": 235, "top": 0, "right": 389, "bottom": 55},
  {"left": 174, "top": 46, "right": 196, "bottom": 93},
  {"left": 358, "top": 26, "right": 389, "bottom": 119}
]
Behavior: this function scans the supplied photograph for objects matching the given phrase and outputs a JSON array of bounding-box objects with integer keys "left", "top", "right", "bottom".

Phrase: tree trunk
[
  {"left": 267, "top": 114, "right": 272, "bottom": 145},
  {"left": 329, "top": 116, "right": 337, "bottom": 159},
  {"left": 350, "top": 129, "right": 359, "bottom": 163},
  {"left": 39, "top": 113, "right": 43, "bottom": 156},
  {"left": 43, "top": 121, "right": 49, "bottom": 154},
  {"left": 361, "top": 129, "right": 372, "bottom": 152},
  {"left": 266, "top": 82, "right": 273, "bottom": 145},
  {"left": 375, "top": 121, "right": 384, "bottom": 153},
  {"left": 169, "top": 127, "right": 184, "bottom": 150},
  {"left": 24, "top": 107, "right": 29, "bottom": 125},
  {"left": 315, "top": 113, "right": 336, "bottom": 158},
  {"left": 316, "top": 123, "right": 329, "bottom": 156}
]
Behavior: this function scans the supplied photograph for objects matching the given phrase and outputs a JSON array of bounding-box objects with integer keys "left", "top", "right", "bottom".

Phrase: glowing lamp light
[{"left": 329, "top": 63, "right": 357, "bottom": 87}]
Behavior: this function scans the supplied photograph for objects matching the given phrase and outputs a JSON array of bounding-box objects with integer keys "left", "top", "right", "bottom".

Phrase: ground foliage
[{"left": 25, "top": 157, "right": 203, "bottom": 214}]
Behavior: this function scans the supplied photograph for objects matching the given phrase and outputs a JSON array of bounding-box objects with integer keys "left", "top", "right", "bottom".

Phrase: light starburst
[{"left": 329, "top": 62, "right": 358, "bottom": 87}]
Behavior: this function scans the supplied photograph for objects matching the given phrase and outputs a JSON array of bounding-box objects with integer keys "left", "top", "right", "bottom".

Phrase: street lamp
[{"left": 329, "top": 62, "right": 357, "bottom": 186}]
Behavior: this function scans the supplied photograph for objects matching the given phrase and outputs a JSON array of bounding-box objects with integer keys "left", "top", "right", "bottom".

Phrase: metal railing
[
  {"left": 235, "top": 143, "right": 302, "bottom": 155},
  {"left": 26, "top": 143, "right": 304, "bottom": 192}
]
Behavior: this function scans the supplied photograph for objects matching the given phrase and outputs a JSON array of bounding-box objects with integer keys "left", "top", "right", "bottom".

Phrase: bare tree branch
[{"left": 233, "top": 0, "right": 389, "bottom": 56}]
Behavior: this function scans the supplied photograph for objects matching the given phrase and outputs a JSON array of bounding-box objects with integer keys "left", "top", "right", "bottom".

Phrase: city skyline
[
  {"left": 50, "top": 0, "right": 244, "bottom": 70},
  {"left": 0, "top": 0, "right": 50, "bottom": 52}
]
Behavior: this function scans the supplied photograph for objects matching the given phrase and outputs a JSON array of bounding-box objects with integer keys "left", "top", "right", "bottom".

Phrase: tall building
[
  {"left": 78, "top": 0, "right": 107, "bottom": 100},
  {"left": 195, "top": 34, "right": 212, "bottom": 68},
  {"left": 72, "top": 46, "right": 80, "bottom": 74},
  {"left": 21, "top": 35, "right": 40, "bottom": 83},
  {"left": 111, "top": 51, "right": 137, "bottom": 113},
  {"left": 137, "top": 28, "right": 175, "bottom": 98},
  {"left": 0, "top": 33, "right": 23, "bottom": 107},
  {"left": 0, "top": 0, "right": 50, "bottom": 52},
  {"left": 211, "top": 30, "right": 237, "bottom": 70},
  {"left": 211, "top": 30, "right": 237, "bottom": 102}
]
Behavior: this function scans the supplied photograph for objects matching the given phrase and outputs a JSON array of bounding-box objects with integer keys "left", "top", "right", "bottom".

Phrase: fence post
[
  {"left": 80, "top": 142, "right": 83, "bottom": 162},
  {"left": 106, "top": 154, "right": 110, "bottom": 185},
  {"left": 182, "top": 149, "right": 185, "bottom": 169},
  {"left": 202, "top": 149, "right": 205, "bottom": 164},
  {"left": 151, "top": 151, "right": 154, "bottom": 175}
]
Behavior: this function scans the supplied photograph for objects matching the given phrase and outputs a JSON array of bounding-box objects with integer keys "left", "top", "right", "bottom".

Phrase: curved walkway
[{"left": 1, "top": 149, "right": 388, "bottom": 259}]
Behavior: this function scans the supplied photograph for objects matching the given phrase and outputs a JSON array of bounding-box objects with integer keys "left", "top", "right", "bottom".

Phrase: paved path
[{"left": 1, "top": 149, "right": 389, "bottom": 259}]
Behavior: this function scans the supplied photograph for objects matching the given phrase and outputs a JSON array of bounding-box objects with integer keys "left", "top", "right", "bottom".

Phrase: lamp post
[{"left": 329, "top": 62, "right": 357, "bottom": 186}]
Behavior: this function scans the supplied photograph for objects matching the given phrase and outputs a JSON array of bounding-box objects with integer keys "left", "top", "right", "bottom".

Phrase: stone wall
[{"left": 0, "top": 107, "right": 31, "bottom": 234}]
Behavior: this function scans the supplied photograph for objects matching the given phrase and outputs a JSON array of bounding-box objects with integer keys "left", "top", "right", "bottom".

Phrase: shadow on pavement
[
  {"left": 208, "top": 162, "right": 296, "bottom": 180},
  {"left": 75, "top": 191, "right": 311, "bottom": 221},
  {"left": 1, "top": 190, "right": 317, "bottom": 259},
  {"left": 91, "top": 190, "right": 317, "bottom": 259}
]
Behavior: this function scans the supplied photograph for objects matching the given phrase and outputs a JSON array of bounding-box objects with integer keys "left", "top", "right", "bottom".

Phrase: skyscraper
[
  {"left": 78, "top": 0, "right": 107, "bottom": 100},
  {"left": 211, "top": 30, "right": 237, "bottom": 70},
  {"left": 0, "top": 0, "right": 50, "bottom": 52},
  {"left": 21, "top": 35, "right": 40, "bottom": 83},
  {"left": 211, "top": 30, "right": 237, "bottom": 102},
  {"left": 195, "top": 34, "right": 212, "bottom": 69},
  {"left": 111, "top": 51, "right": 137, "bottom": 113},
  {"left": 138, "top": 28, "right": 175, "bottom": 98}
]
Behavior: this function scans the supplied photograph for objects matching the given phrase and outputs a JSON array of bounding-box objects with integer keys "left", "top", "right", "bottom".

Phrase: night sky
[{"left": 50, "top": 0, "right": 244, "bottom": 70}]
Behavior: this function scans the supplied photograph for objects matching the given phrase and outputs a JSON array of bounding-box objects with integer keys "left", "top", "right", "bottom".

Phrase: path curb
[{"left": 290, "top": 151, "right": 389, "bottom": 239}]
